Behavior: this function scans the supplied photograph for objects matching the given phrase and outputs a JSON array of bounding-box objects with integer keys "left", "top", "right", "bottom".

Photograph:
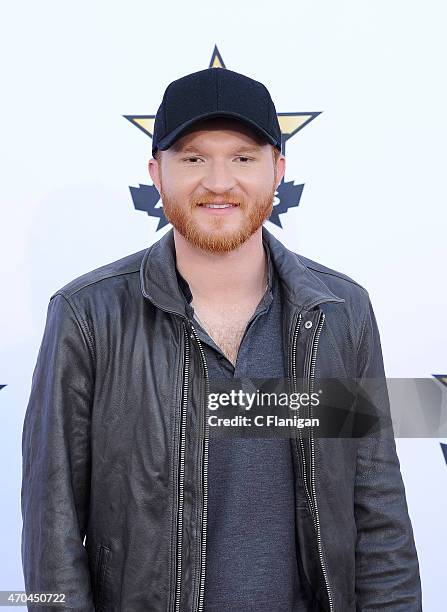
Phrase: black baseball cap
[{"left": 152, "top": 68, "right": 282, "bottom": 157}]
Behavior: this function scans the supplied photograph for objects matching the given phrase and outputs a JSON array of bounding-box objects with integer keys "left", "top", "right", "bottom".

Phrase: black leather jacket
[{"left": 21, "top": 226, "right": 422, "bottom": 611}]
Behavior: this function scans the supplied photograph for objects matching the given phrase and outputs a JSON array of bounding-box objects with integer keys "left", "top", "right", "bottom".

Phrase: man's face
[{"left": 148, "top": 118, "right": 285, "bottom": 253}]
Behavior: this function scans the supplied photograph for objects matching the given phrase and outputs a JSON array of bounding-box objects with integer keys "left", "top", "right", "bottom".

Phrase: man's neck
[{"left": 173, "top": 227, "right": 268, "bottom": 306}]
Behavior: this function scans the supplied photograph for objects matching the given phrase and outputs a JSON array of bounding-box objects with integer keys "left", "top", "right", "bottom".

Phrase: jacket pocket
[{"left": 95, "top": 544, "right": 111, "bottom": 612}]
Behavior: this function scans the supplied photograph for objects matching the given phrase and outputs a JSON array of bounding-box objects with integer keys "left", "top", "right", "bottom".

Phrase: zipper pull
[{"left": 186, "top": 317, "right": 196, "bottom": 341}]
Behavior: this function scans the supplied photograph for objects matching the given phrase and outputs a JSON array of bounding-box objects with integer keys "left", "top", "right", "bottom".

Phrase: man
[{"left": 21, "top": 68, "right": 422, "bottom": 611}]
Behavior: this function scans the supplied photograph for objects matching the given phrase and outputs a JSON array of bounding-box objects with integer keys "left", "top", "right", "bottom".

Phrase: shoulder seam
[
  {"left": 51, "top": 291, "right": 96, "bottom": 365},
  {"left": 51, "top": 267, "right": 141, "bottom": 300},
  {"left": 295, "top": 254, "right": 368, "bottom": 293},
  {"left": 356, "top": 297, "right": 371, "bottom": 365}
]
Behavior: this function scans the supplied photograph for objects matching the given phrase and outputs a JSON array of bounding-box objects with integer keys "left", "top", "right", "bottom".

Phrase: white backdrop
[{"left": 1, "top": 1, "right": 446, "bottom": 609}]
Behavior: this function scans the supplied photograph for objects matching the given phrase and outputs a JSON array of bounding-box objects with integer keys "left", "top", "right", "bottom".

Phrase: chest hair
[{"left": 191, "top": 301, "right": 260, "bottom": 367}]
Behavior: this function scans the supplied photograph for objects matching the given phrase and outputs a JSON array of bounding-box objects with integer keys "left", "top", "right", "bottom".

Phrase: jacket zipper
[
  {"left": 189, "top": 323, "right": 210, "bottom": 612},
  {"left": 290, "top": 312, "right": 314, "bottom": 513},
  {"left": 291, "top": 309, "right": 334, "bottom": 612},
  {"left": 169, "top": 316, "right": 209, "bottom": 612},
  {"left": 174, "top": 322, "right": 191, "bottom": 612},
  {"left": 309, "top": 311, "right": 334, "bottom": 612}
]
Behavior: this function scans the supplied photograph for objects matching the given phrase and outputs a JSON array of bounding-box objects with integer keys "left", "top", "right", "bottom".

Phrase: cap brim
[{"left": 155, "top": 111, "right": 281, "bottom": 152}]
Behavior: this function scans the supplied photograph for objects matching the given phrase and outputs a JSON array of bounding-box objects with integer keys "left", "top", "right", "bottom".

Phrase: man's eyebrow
[
  {"left": 175, "top": 144, "right": 264, "bottom": 155},
  {"left": 233, "top": 145, "right": 263, "bottom": 154},
  {"left": 175, "top": 145, "right": 202, "bottom": 155}
]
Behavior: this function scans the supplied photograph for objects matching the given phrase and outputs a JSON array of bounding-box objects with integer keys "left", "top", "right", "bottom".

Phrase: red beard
[{"left": 160, "top": 183, "right": 277, "bottom": 253}]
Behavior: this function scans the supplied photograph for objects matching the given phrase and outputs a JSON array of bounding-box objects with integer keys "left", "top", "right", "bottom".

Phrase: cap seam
[
  {"left": 266, "top": 86, "right": 271, "bottom": 127},
  {"left": 215, "top": 68, "right": 219, "bottom": 110},
  {"left": 163, "top": 82, "right": 172, "bottom": 136}
]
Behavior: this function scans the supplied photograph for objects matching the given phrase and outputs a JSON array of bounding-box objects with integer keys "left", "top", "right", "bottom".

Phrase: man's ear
[
  {"left": 148, "top": 157, "right": 161, "bottom": 194},
  {"left": 275, "top": 155, "right": 286, "bottom": 189}
]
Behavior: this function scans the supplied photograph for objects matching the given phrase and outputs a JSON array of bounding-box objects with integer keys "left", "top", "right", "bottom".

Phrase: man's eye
[
  {"left": 183, "top": 156, "right": 204, "bottom": 163},
  {"left": 235, "top": 156, "right": 252, "bottom": 163}
]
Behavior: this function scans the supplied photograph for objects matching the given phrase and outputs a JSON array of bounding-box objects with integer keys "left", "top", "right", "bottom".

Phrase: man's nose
[{"left": 200, "top": 160, "right": 237, "bottom": 193}]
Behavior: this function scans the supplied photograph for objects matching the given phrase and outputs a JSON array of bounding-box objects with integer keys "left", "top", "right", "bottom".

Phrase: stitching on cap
[
  {"left": 263, "top": 84, "right": 270, "bottom": 127},
  {"left": 164, "top": 82, "right": 173, "bottom": 131},
  {"left": 265, "top": 85, "right": 270, "bottom": 124},
  {"left": 215, "top": 68, "right": 219, "bottom": 110}
]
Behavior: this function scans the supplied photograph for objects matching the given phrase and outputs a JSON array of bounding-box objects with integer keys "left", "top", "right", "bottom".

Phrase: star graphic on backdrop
[
  {"left": 125, "top": 45, "right": 322, "bottom": 230},
  {"left": 433, "top": 374, "right": 447, "bottom": 387}
]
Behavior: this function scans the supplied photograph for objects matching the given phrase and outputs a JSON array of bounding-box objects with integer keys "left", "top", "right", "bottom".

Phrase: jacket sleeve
[
  {"left": 21, "top": 292, "right": 95, "bottom": 611},
  {"left": 353, "top": 295, "right": 422, "bottom": 611}
]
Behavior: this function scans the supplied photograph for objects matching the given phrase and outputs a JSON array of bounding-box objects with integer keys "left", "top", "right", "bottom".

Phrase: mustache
[{"left": 191, "top": 193, "right": 244, "bottom": 206}]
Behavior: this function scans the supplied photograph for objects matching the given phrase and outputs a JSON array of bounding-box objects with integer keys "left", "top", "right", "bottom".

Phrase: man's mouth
[{"left": 198, "top": 203, "right": 240, "bottom": 209}]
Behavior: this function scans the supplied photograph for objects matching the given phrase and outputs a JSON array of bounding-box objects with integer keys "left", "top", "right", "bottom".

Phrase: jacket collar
[{"left": 140, "top": 226, "right": 344, "bottom": 318}]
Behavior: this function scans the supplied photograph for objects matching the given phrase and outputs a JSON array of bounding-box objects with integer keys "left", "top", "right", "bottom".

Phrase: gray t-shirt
[{"left": 176, "top": 240, "right": 313, "bottom": 611}]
